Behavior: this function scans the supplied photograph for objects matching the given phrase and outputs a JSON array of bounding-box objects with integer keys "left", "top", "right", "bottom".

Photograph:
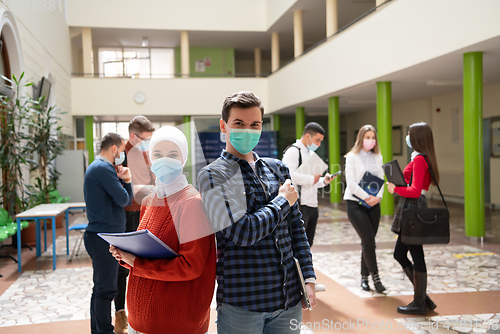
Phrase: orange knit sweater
[{"left": 123, "top": 185, "right": 216, "bottom": 334}]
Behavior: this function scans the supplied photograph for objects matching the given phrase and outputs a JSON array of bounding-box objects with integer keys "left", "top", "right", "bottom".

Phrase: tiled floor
[{"left": 0, "top": 198, "right": 499, "bottom": 333}]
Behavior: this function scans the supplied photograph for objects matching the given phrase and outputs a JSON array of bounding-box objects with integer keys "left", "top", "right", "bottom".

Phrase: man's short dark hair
[
  {"left": 303, "top": 122, "right": 325, "bottom": 137},
  {"left": 129, "top": 115, "right": 155, "bottom": 134},
  {"left": 221, "top": 91, "right": 264, "bottom": 123},
  {"left": 100, "top": 132, "right": 124, "bottom": 152}
]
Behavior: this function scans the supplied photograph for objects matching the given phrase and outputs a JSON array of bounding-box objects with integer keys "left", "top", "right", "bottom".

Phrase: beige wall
[
  {"left": 344, "top": 83, "right": 500, "bottom": 205},
  {"left": 5, "top": 3, "right": 73, "bottom": 136},
  {"left": 71, "top": 77, "right": 267, "bottom": 117}
]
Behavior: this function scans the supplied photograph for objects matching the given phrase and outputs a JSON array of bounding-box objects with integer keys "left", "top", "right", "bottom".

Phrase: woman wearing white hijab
[{"left": 111, "top": 126, "right": 216, "bottom": 334}]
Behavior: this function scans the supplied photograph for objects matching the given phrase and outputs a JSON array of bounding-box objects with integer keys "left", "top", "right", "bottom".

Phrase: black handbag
[{"left": 400, "top": 156, "right": 450, "bottom": 245}]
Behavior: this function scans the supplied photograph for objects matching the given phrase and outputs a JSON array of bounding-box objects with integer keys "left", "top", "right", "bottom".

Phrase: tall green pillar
[
  {"left": 183, "top": 115, "right": 192, "bottom": 183},
  {"left": 463, "top": 52, "right": 485, "bottom": 237},
  {"left": 296, "top": 107, "right": 305, "bottom": 139},
  {"left": 328, "top": 97, "right": 341, "bottom": 203},
  {"left": 377, "top": 82, "right": 394, "bottom": 216},
  {"left": 85, "top": 116, "right": 94, "bottom": 164},
  {"left": 273, "top": 114, "right": 281, "bottom": 132}
]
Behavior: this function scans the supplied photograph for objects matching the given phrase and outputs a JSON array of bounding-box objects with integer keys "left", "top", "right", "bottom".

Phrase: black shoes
[
  {"left": 372, "top": 273, "right": 386, "bottom": 293},
  {"left": 361, "top": 274, "right": 386, "bottom": 293},
  {"left": 397, "top": 270, "right": 428, "bottom": 315},
  {"left": 361, "top": 275, "right": 371, "bottom": 291},
  {"left": 402, "top": 265, "right": 437, "bottom": 310}
]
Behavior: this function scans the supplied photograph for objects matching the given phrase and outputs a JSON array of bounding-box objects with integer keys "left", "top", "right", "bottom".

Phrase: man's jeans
[
  {"left": 84, "top": 231, "right": 119, "bottom": 334},
  {"left": 217, "top": 302, "right": 302, "bottom": 334}
]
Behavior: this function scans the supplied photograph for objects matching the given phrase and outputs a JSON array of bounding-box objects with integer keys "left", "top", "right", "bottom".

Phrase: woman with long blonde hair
[{"left": 344, "top": 125, "right": 386, "bottom": 293}]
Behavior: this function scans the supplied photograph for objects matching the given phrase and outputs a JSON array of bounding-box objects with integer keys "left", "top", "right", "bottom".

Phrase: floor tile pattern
[{"left": 313, "top": 245, "right": 500, "bottom": 298}]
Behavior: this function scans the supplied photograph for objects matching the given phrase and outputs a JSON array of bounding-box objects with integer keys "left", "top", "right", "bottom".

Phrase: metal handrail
[{"left": 71, "top": 72, "right": 271, "bottom": 78}]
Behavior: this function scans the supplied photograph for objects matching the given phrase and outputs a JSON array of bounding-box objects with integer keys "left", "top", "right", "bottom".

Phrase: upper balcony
[{"left": 70, "top": 0, "right": 500, "bottom": 117}]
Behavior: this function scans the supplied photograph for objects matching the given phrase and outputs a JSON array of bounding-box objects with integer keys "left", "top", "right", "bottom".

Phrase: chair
[{"left": 68, "top": 222, "right": 88, "bottom": 262}]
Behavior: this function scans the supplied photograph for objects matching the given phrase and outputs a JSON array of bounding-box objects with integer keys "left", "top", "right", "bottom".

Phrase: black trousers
[
  {"left": 393, "top": 234, "right": 427, "bottom": 273},
  {"left": 346, "top": 200, "right": 381, "bottom": 276},
  {"left": 84, "top": 231, "right": 119, "bottom": 334},
  {"left": 300, "top": 205, "right": 319, "bottom": 247},
  {"left": 115, "top": 211, "right": 141, "bottom": 311}
]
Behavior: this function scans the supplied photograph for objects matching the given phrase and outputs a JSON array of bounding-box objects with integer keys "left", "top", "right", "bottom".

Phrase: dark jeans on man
[
  {"left": 300, "top": 205, "right": 319, "bottom": 247},
  {"left": 84, "top": 231, "right": 120, "bottom": 334},
  {"left": 346, "top": 200, "right": 381, "bottom": 276},
  {"left": 115, "top": 211, "right": 141, "bottom": 311}
]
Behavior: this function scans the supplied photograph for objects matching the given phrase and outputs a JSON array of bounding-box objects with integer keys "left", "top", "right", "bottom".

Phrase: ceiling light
[
  {"left": 426, "top": 80, "right": 462, "bottom": 86},
  {"left": 142, "top": 37, "right": 148, "bottom": 47},
  {"left": 347, "top": 100, "right": 376, "bottom": 105}
]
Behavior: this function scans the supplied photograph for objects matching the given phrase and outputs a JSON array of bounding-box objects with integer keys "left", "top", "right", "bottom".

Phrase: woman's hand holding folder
[{"left": 110, "top": 245, "right": 136, "bottom": 267}]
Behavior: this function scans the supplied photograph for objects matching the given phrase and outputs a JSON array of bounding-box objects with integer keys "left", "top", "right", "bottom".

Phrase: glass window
[
  {"left": 124, "top": 48, "right": 150, "bottom": 78},
  {"left": 101, "top": 122, "right": 117, "bottom": 137},
  {"left": 150, "top": 48, "right": 175, "bottom": 78},
  {"left": 116, "top": 122, "right": 129, "bottom": 139},
  {"left": 75, "top": 117, "right": 85, "bottom": 138},
  {"left": 98, "top": 48, "right": 123, "bottom": 77}
]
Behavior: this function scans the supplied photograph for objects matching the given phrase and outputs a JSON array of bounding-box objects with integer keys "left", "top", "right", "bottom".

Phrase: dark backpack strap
[
  {"left": 283, "top": 145, "right": 302, "bottom": 199},
  {"left": 261, "top": 158, "right": 294, "bottom": 235}
]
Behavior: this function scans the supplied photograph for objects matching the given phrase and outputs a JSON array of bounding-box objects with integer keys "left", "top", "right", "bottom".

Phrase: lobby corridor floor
[{"left": 0, "top": 199, "right": 499, "bottom": 333}]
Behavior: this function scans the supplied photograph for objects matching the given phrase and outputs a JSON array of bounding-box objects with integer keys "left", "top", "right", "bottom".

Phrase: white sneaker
[{"left": 315, "top": 283, "right": 326, "bottom": 292}]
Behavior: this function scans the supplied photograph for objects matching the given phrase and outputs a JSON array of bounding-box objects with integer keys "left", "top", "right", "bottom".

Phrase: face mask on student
[
  {"left": 150, "top": 157, "right": 183, "bottom": 185},
  {"left": 406, "top": 135, "right": 412, "bottom": 149},
  {"left": 226, "top": 123, "right": 261, "bottom": 155},
  {"left": 363, "top": 139, "right": 376, "bottom": 151},
  {"left": 115, "top": 151, "right": 125, "bottom": 165},
  {"left": 307, "top": 136, "right": 319, "bottom": 152},
  {"left": 138, "top": 140, "right": 150, "bottom": 152}
]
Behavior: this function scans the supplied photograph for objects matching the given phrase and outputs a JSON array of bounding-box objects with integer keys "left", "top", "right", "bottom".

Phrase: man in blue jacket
[{"left": 84, "top": 132, "right": 133, "bottom": 334}]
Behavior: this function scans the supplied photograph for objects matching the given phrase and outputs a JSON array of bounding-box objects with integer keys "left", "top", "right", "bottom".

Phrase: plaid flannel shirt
[{"left": 197, "top": 150, "right": 315, "bottom": 313}]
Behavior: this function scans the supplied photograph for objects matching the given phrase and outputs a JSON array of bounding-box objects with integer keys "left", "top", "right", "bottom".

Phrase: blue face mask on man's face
[
  {"left": 226, "top": 123, "right": 262, "bottom": 155},
  {"left": 138, "top": 140, "right": 150, "bottom": 152},
  {"left": 114, "top": 150, "right": 125, "bottom": 165}
]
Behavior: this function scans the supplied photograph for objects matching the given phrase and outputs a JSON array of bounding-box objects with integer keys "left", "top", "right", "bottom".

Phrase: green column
[
  {"left": 183, "top": 115, "right": 192, "bottom": 183},
  {"left": 463, "top": 52, "right": 485, "bottom": 237},
  {"left": 377, "top": 82, "right": 394, "bottom": 216},
  {"left": 296, "top": 107, "right": 305, "bottom": 139},
  {"left": 328, "top": 97, "right": 341, "bottom": 203},
  {"left": 273, "top": 114, "right": 281, "bottom": 132},
  {"left": 85, "top": 116, "right": 94, "bottom": 164}
]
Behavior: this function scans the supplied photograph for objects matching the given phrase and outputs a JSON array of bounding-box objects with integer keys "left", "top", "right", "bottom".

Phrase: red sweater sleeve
[
  {"left": 131, "top": 197, "right": 214, "bottom": 282},
  {"left": 394, "top": 156, "right": 428, "bottom": 198}
]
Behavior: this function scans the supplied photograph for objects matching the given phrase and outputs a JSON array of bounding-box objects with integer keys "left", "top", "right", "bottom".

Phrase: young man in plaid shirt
[{"left": 198, "top": 91, "right": 317, "bottom": 333}]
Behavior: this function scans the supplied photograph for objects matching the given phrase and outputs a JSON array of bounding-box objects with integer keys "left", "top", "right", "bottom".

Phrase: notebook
[
  {"left": 353, "top": 172, "right": 385, "bottom": 208},
  {"left": 294, "top": 257, "right": 312, "bottom": 310},
  {"left": 382, "top": 159, "right": 407, "bottom": 187},
  {"left": 98, "top": 229, "right": 178, "bottom": 259}
]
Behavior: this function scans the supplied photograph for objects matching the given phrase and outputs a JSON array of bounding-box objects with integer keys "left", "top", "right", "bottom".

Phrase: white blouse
[{"left": 343, "top": 150, "right": 385, "bottom": 202}]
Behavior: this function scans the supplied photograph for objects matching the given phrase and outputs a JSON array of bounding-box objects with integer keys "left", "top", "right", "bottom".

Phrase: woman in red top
[
  {"left": 387, "top": 122, "right": 439, "bottom": 315},
  {"left": 110, "top": 126, "right": 216, "bottom": 334}
]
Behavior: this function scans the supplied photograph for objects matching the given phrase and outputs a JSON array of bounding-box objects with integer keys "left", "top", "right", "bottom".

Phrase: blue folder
[
  {"left": 98, "top": 229, "right": 178, "bottom": 259},
  {"left": 353, "top": 172, "right": 385, "bottom": 209}
]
